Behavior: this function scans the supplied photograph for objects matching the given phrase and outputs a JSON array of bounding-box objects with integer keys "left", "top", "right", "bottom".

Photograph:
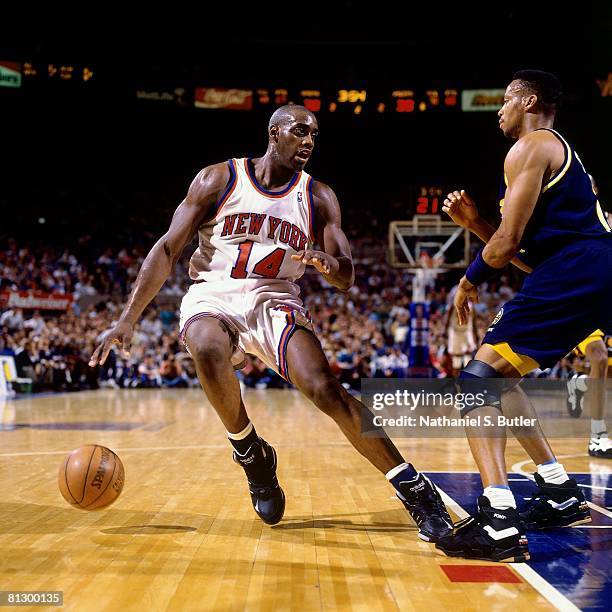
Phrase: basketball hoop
[{"left": 388, "top": 215, "right": 470, "bottom": 270}]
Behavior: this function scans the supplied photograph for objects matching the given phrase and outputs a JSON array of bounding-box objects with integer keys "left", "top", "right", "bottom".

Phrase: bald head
[
  {"left": 268, "top": 104, "right": 316, "bottom": 130},
  {"left": 266, "top": 104, "right": 318, "bottom": 171}
]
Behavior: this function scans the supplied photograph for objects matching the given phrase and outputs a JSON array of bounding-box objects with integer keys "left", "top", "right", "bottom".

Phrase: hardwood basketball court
[{"left": 0, "top": 389, "right": 609, "bottom": 611}]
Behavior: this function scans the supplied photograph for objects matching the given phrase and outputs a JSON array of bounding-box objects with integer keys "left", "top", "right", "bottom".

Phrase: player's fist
[
  {"left": 291, "top": 250, "right": 339, "bottom": 276},
  {"left": 442, "top": 189, "right": 480, "bottom": 230}
]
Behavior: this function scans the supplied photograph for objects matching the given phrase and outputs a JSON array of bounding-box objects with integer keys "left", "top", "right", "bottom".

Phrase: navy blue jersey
[
  {"left": 498, "top": 128, "right": 611, "bottom": 268},
  {"left": 484, "top": 238, "right": 612, "bottom": 367}
]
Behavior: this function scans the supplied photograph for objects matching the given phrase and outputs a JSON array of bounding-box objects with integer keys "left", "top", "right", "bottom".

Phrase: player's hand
[
  {"left": 89, "top": 320, "right": 134, "bottom": 367},
  {"left": 442, "top": 190, "right": 480, "bottom": 230},
  {"left": 454, "top": 276, "right": 479, "bottom": 326},
  {"left": 291, "top": 250, "right": 339, "bottom": 276}
]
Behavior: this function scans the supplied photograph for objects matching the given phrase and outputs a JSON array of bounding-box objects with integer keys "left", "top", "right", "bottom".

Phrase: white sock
[
  {"left": 227, "top": 421, "right": 254, "bottom": 440},
  {"left": 591, "top": 419, "right": 607, "bottom": 437},
  {"left": 483, "top": 486, "right": 516, "bottom": 510},
  {"left": 386, "top": 463, "right": 408, "bottom": 480},
  {"left": 385, "top": 462, "right": 419, "bottom": 480},
  {"left": 537, "top": 460, "right": 569, "bottom": 485}
]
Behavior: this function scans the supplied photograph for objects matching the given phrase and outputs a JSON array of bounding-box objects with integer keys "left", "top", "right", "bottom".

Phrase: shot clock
[{"left": 413, "top": 186, "right": 446, "bottom": 215}]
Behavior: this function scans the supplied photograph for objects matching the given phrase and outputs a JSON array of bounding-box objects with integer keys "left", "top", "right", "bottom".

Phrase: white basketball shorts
[
  {"left": 448, "top": 327, "right": 476, "bottom": 356},
  {"left": 179, "top": 278, "right": 314, "bottom": 382}
]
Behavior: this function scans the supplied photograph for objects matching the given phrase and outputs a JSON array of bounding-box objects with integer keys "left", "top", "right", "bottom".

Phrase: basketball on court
[{"left": 57, "top": 445, "right": 125, "bottom": 510}]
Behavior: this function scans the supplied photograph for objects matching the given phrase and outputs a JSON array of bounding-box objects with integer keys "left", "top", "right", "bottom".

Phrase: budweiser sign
[
  {"left": 0, "top": 291, "right": 74, "bottom": 311},
  {"left": 195, "top": 87, "right": 253, "bottom": 110}
]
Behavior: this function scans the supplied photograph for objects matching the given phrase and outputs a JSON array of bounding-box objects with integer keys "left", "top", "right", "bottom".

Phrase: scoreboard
[
  {"left": 252, "top": 86, "right": 459, "bottom": 114},
  {"left": 2, "top": 57, "right": 465, "bottom": 116},
  {"left": 385, "top": 89, "right": 458, "bottom": 114}
]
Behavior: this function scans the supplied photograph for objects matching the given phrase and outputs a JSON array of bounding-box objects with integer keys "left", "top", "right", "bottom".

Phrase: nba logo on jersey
[{"left": 297, "top": 191, "right": 303, "bottom": 204}]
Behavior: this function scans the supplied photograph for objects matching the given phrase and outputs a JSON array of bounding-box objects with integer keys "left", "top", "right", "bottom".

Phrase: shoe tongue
[
  {"left": 478, "top": 495, "right": 514, "bottom": 519},
  {"left": 533, "top": 472, "right": 546, "bottom": 486},
  {"left": 235, "top": 443, "right": 265, "bottom": 466},
  {"left": 235, "top": 443, "right": 258, "bottom": 457},
  {"left": 477, "top": 495, "right": 492, "bottom": 511}
]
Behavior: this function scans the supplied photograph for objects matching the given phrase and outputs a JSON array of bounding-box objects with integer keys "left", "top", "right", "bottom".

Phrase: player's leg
[
  {"left": 288, "top": 330, "right": 402, "bottom": 473},
  {"left": 567, "top": 333, "right": 601, "bottom": 419},
  {"left": 483, "top": 363, "right": 591, "bottom": 528},
  {"left": 502, "top": 383, "right": 555, "bottom": 465},
  {"left": 584, "top": 339, "right": 611, "bottom": 458},
  {"left": 566, "top": 365, "right": 587, "bottom": 419},
  {"left": 185, "top": 317, "right": 285, "bottom": 524},
  {"left": 462, "top": 344, "right": 559, "bottom": 479},
  {"left": 458, "top": 344, "right": 517, "bottom": 488},
  {"left": 437, "top": 344, "right": 588, "bottom": 562},
  {"left": 435, "top": 348, "right": 530, "bottom": 561},
  {"left": 185, "top": 317, "right": 247, "bottom": 431},
  {"left": 285, "top": 328, "right": 452, "bottom": 542}
]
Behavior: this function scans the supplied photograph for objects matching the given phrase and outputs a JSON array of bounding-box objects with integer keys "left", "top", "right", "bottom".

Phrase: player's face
[
  {"left": 498, "top": 81, "right": 525, "bottom": 138},
  {"left": 276, "top": 114, "right": 319, "bottom": 171}
]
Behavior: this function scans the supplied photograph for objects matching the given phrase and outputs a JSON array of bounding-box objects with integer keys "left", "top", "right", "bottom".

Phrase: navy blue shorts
[{"left": 483, "top": 238, "right": 612, "bottom": 369}]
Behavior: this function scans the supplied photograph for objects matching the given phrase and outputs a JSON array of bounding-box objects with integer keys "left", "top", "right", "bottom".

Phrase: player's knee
[
  {"left": 189, "top": 340, "right": 231, "bottom": 369},
  {"left": 458, "top": 359, "right": 504, "bottom": 417},
  {"left": 305, "top": 375, "right": 346, "bottom": 414}
]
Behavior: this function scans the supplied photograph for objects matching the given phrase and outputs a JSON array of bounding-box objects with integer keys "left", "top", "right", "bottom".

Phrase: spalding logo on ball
[{"left": 58, "top": 444, "right": 125, "bottom": 510}]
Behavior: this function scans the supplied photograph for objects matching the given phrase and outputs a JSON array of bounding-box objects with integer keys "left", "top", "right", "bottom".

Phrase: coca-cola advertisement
[{"left": 194, "top": 87, "right": 253, "bottom": 110}]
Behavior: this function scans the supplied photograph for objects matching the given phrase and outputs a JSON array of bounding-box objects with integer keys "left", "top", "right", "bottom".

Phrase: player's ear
[
  {"left": 269, "top": 124, "right": 279, "bottom": 143},
  {"left": 523, "top": 94, "right": 538, "bottom": 113}
]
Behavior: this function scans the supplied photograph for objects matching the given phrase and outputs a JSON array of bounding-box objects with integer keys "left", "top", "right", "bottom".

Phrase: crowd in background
[{"left": 0, "top": 237, "right": 578, "bottom": 394}]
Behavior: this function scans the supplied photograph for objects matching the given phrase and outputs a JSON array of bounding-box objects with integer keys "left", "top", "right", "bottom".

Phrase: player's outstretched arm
[
  {"left": 89, "top": 163, "right": 229, "bottom": 366},
  {"left": 291, "top": 181, "right": 354, "bottom": 291}
]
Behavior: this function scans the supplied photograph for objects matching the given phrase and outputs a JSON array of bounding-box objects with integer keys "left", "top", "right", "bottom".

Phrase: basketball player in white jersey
[
  {"left": 445, "top": 285, "right": 478, "bottom": 376},
  {"left": 89, "top": 105, "right": 452, "bottom": 542}
]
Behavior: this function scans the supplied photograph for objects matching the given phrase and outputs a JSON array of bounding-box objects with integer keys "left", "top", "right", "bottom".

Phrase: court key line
[{"left": 435, "top": 487, "right": 581, "bottom": 612}]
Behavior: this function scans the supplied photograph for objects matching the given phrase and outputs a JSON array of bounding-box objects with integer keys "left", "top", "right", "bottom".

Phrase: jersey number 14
[{"left": 230, "top": 241, "right": 286, "bottom": 279}]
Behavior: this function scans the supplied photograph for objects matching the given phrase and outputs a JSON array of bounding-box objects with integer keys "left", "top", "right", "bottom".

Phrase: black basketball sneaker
[
  {"left": 436, "top": 496, "right": 530, "bottom": 562},
  {"left": 233, "top": 438, "right": 285, "bottom": 525},
  {"left": 519, "top": 473, "right": 591, "bottom": 529},
  {"left": 396, "top": 473, "right": 453, "bottom": 542}
]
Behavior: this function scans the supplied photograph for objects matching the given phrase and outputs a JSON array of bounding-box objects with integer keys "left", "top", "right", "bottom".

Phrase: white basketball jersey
[{"left": 189, "top": 158, "right": 316, "bottom": 283}]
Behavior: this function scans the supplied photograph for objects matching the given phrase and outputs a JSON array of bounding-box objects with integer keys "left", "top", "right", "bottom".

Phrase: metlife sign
[{"left": 0, "top": 61, "right": 22, "bottom": 88}]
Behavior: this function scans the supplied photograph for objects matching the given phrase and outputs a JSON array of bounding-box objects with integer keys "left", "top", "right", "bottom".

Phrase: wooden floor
[{"left": 0, "top": 389, "right": 608, "bottom": 611}]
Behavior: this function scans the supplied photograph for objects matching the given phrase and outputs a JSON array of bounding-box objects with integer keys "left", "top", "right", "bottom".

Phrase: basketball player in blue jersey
[
  {"left": 437, "top": 70, "right": 612, "bottom": 562},
  {"left": 89, "top": 105, "right": 452, "bottom": 542}
]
